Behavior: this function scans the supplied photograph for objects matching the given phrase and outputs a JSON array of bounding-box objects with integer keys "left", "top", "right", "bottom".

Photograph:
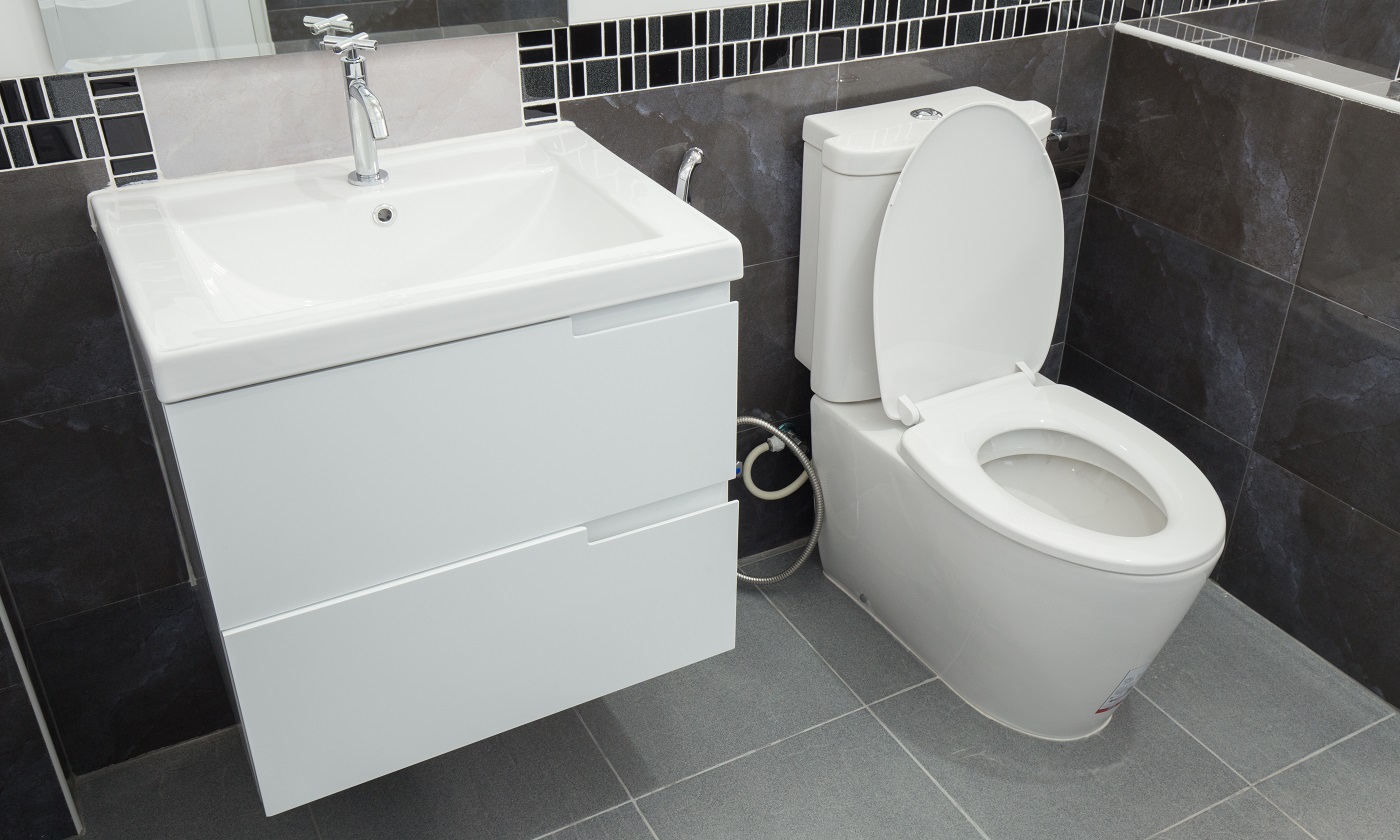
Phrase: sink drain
[{"left": 373, "top": 204, "right": 397, "bottom": 226}]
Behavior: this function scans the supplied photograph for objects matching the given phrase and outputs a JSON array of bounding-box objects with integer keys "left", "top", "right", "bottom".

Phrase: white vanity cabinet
[{"left": 157, "top": 285, "right": 739, "bottom": 815}]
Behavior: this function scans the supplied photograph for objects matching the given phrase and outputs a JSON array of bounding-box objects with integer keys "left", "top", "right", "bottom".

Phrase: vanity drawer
[
  {"left": 165, "top": 286, "right": 737, "bottom": 628},
  {"left": 223, "top": 499, "right": 737, "bottom": 815}
]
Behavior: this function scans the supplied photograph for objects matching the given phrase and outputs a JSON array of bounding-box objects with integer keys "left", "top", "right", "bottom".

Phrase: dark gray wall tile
[
  {"left": 1060, "top": 349, "right": 1251, "bottom": 513},
  {"left": 0, "top": 685, "right": 76, "bottom": 840},
  {"left": 1217, "top": 454, "right": 1400, "bottom": 703},
  {"left": 1253, "top": 0, "right": 1400, "bottom": 78},
  {"left": 438, "top": 0, "right": 564, "bottom": 28},
  {"left": 26, "top": 584, "right": 233, "bottom": 774},
  {"left": 267, "top": 0, "right": 439, "bottom": 45},
  {"left": 0, "top": 395, "right": 186, "bottom": 628},
  {"left": 1093, "top": 35, "right": 1340, "bottom": 281},
  {"left": 732, "top": 257, "right": 810, "bottom": 417},
  {"left": 836, "top": 30, "right": 1064, "bottom": 113},
  {"left": 561, "top": 67, "right": 839, "bottom": 267},
  {"left": 1170, "top": 4, "right": 1261, "bottom": 35},
  {"left": 1040, "top": 342, "right": 1064, "bottom": 381},
  {"left": 1297, "top": 101, "right": 1400, "bottom": 330},
  {"left": 1068, "top": 200, "right": 1292, "bottom": 444},
  {"left": 0, "top": 619, "right": 18, "bottom": 690},
  {"left": 1056, "top": 194, "right": 1088, "bottom": 344},
  {"left": 1255, "top": 290, "right": 1400, "bottom": 534},
  {"left": 1055, "top": 26, "right": 1113, "bottom": 197},
  {"left": 0, "top": 162, "right": 138, "bottom": 421}
]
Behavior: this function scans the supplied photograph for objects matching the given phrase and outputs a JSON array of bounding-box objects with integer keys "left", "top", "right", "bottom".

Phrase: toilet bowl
[{"left": 796, "top": 88, "right": 1227, "bottom": 739}]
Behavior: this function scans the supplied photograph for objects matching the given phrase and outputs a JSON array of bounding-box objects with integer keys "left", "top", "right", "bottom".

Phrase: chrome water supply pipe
[{"left": 734, "top": 416, "right": 824, "bottom": 586}]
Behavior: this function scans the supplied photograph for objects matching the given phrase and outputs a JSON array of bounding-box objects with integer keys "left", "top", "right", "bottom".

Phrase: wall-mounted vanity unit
[{"left": 90, "top": 123, "right": 742, "bottom": 815}]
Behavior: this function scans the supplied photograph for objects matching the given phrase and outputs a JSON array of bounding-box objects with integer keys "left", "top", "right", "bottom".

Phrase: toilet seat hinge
[
  {"left": 1015, "top": 361, "right": 1038, "bottom": 385},
  {"left": 896, "top": 395, "right": 922, "bottom": 427}
]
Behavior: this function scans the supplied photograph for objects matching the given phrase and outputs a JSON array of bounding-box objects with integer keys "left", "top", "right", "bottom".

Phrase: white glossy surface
[
  {"left": 91, "top": 122, "right": 742, "bottom": 402},
  {"left": 166, "top": 288, "right": 737, "bottom": 629},
  {"left": 813, "top": 396, "right": 1219, "bottom": 740},
  {"left": 872, "top": 102, "right": 1062, "bottom": 418},
  {"left": 228, "top": 498, "right": 737, "bottom": 815},
  {"left": 982, "top": 449, "right": 1167, "bottom": 539},
  {"left": 795, "top": 89, "right": 1053, "bottom": 405},
  {"left": 899, "top": 375, "right": 1224, "bottom": 575}
]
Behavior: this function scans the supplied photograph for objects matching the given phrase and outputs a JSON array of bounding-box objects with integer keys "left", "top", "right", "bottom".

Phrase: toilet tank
[{"left": 795, "top": 88, "right": 1053, "bottom": 403}]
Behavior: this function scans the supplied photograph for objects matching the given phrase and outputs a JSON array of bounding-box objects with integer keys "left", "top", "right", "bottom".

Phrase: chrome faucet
[{"left": 305, "top": 16, "right": 390, "bottom": 186}]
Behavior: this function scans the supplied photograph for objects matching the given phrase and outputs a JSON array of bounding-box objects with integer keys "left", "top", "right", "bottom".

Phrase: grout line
[
  {"left": 1132, "top": 686, "right": 1251, "bottom": 785},
  {"left": 632, "top": 706, "right": 866, "bottom": 801},
  {"left": 1141, "top": 788, "right": 1249, "bottom": 839},
  {"left": 632, "top": 800, "right": 662, "bottom": 840},
  {"left": 1251, "top": 711, "right": 1395, "bottom": 786},
  {"left": 1251, "top": 785, "right": 1321, "bottom": 840},
  {"left": 864, "top": 707, "right": 994, "bottom": 840},
  {"left": 307, "top": 803, "right": 326, "bottom": 840},
  {"left": 574, "top": 708, "right": 637, "bottom": 800},
  {"left": 757, "top": 587, "right": 990, "bottom": 839},
  {"left": 529, "top": 802, "right": 635, "bottom": 840}
]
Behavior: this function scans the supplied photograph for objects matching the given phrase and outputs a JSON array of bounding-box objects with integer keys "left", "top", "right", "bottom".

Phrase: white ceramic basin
[{"left": 91, "top": 122, "right": 742, "bottom": 402}]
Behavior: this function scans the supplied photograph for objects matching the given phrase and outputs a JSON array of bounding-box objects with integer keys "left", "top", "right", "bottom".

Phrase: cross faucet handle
[
  {"left": 321, "top": 32, "right": 379, "bottom": 55},
  {"left": 304, "top": 14, "right": 354, "bottom": 35}
]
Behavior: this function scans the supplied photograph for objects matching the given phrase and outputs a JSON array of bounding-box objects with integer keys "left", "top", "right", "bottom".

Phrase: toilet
[{"left": 795, "top": 88, "right": 1227, "bottom": 740}]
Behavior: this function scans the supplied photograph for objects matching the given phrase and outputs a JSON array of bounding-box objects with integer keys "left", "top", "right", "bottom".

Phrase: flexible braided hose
[{"left": 735, "top": 416, "right": 824, "bottom": 586}]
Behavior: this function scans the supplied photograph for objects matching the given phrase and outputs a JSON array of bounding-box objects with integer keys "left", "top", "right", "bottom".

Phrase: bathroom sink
[{"left": 90, "top": 122, "right": 741, "bottom": 402}]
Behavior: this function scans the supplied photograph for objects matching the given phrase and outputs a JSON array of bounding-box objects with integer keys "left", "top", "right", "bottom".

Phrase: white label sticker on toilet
[{"left": 1096, "top": 664, "right": 1151, "bottom": 714}]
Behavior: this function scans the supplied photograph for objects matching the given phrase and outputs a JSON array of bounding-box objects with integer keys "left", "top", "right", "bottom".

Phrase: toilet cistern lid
[{"left": 871, "top": 100, "right": 1064, "bottom": 422}]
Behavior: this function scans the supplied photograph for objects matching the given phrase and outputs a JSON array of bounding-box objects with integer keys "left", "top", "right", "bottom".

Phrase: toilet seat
[{"left": 898, "top": 374, "right": 1226, "bottom": 576}]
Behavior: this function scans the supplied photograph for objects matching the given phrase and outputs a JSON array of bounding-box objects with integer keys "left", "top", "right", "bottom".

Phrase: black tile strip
[
  {"left": 522, "top": 102, "right": 558, "bottom": 121},
  {"left": 20, "top": 78, "right": 48, "bottom": 120},
  {"left": 89, "top": 75, "right": 138, "bottom": 97},
  {"left": 109, "top": 153, "right": 157, "bottom": 176},
  {"left": 0, "top": 140, "right": 10, "bottom": 170},
  {"left": 99, "top": 114, "right": 153, "bottom": 156},
  {"left": 27, "top": 121, "right": 83, "bottom": 164},
  {"left": 76, "top": 117, "right": 102, "bottom": 157},
  {"left": 0, "top": 80, "right": 24, "bottom": 123},
  {"left": 45, "top": 74, "right": 93, "bottom": 117},
  {"left": 115, "top": 173, "right": 158, "bottom": 187},
  {"left": 4, "top": 125, "right": 33, "bottom": 167},
  {"left": 96, "top": 95, "right": 143, "bottom": 116}
]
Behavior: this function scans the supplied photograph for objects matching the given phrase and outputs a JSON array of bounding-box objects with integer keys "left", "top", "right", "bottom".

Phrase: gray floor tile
[
  {"left": 537, "top": 804, "right": 656, "bottom": 840},
  {"left": 748, "top": 552, "right": 934, "bottom": 703},
  {"left": 638, "top": 710, "right": 983, "bottom": 840},
  {"left": 872, "top": 680, "right": 1244, "bottom": 840},
  {"left": 577, "top": 588, "right": 861, "bottom": 794},
  {"left": 311, "top": 710, "right": 628, "bottom": 840},
  {"left": 1257, "top": 715, "right": 1400, "bottom": 840},
  {"left": 76, "top": 728, "right": 319, "bottom": 840},
  {"left": 1153, "top": 790, "right": 1311, "bottom": 840},
  {"left": 1138, "top": 583, "right": 1392, "bottom": 782}
]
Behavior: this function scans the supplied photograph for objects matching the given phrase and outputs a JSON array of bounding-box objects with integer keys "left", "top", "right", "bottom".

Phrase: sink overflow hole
[{"left": 373, "top": 204, "right": 397, "bottom": 226}]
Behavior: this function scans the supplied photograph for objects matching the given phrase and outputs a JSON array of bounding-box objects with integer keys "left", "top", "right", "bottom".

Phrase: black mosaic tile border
[
  {"left": 518, "top": 0, "right": 1266, "bottom": 123},
  {"left": 0, "top": 70, "right": 159, "bottom": 186}
]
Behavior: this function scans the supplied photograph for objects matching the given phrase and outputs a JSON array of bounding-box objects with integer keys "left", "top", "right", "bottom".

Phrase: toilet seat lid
[{"left": 872, "top": 101, "right": 1064, "bottom": 421}]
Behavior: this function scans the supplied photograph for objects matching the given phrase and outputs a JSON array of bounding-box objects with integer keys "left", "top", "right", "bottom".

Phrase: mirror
[{"left": 37, "top": 0, "right": 567, "bottom": 72}]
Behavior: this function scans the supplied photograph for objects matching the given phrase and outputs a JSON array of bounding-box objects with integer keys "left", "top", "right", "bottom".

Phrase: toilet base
[{"left": 811, "top": 396, "right": 1219, "bottom": 740}]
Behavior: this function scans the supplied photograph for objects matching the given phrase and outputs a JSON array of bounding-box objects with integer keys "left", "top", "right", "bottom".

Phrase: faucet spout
[{"left": 348, "top": 80, "right": 389, "bottom": 140}]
